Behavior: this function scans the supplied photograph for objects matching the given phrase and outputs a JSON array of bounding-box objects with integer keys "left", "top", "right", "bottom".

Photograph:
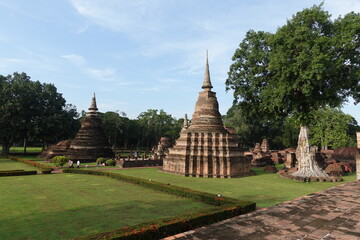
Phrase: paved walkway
[{"left": 165, "top": 180, "right": 360, "bottom": 240}]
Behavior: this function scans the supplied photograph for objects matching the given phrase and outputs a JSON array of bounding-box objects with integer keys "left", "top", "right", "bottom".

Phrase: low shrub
[
  {"left": 105, "top": 159, "right": 116, "bottom": 166},
  {"left": 97, "top": 158, "right": 107, "bottom": 164},
  {"left": 0, "top": 170, "right": 37, "bottom": 177},
  {"left": 63, "top": 169, "right": 256, "bottom": 240},
  {"left": 10, "top": 157, "right": 53, "bottom": 174},
  {"left": 52, "top": 155, "right": 69, "bottom": 167}
]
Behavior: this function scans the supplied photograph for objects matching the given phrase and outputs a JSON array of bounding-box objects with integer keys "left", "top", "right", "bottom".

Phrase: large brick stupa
[
  {"left": 163, "top": 54, "right": 252, "bottom": 178},
  {"left": 66, "top": 94, "right": 114, "bottom": 162}
]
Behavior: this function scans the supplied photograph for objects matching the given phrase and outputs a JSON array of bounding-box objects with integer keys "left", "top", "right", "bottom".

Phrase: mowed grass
[
  {"left": 1, "top": 146, "right": 43, "bottom": 153},
  {"left": 108, "top": 167, "right": 357, "bottom": 208},
  {"left": 0, "top": 158, "right": 39, "bottom": 171},
  {"left": 0, "top": 174, "right": 209, "bottom": 240}
]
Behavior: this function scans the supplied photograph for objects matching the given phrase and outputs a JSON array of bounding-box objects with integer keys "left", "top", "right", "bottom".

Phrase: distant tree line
[
  {"left": 1, "top": 69, "right": 359, "bottom": 155},
  {"left": 224, "top": 106, "right": 360, "bottom": 150},
  {"left": 0, "top": 72, "right": 183, "bottom": 154},
  {"left": 99, "top": 109, "right": 183, "bottom": 151}
]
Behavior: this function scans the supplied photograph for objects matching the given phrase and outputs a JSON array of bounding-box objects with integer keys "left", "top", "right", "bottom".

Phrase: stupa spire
[
  {"left": 183, "top": 113, "right": 189, "bottom": 129},
  {"left": 88, "top": 92, "right": 98, "bottom": 112},
  {"left": 202, "top": 50, "right": 213, "bottom": 91}
]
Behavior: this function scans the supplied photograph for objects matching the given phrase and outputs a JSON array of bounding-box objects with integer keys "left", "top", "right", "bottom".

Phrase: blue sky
[{"left": 1, "top": 0, "right": 360, "bottom": 122}]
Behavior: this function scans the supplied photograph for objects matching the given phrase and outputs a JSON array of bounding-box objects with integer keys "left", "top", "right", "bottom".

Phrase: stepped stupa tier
[
  {"left": 66, "top": 94, "right": 114, "bottom": 162},
  {"left": 163, "top": 54, "right": 252, "bottom": 178}
]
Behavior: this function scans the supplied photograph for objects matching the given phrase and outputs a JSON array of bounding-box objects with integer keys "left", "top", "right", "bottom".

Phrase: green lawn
[
  {"left": 2, "top": 155, "right": 356, "bottom": 239},
  {"left": 0, "top": 174, "right": 209, "bottom": 240},
  {"left": 0, "top": 158, "right": 39, "bottom": 171},
  {"left": 107, "top": 167, "right": 356, "bottom": 208},
  {"left": 1, "top": 146, "right": 43, "bottom": 153}
]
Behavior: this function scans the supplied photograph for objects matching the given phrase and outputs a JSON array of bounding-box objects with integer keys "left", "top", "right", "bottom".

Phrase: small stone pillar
[
  {"left": 285, "top": 153, "right": 296, "bottom": 169},
  {"left": 356, "top": 132, "right": 360, "bottom": 180},
  {"left": 261, "top": 139, "right": 269, "bottom": 153}
]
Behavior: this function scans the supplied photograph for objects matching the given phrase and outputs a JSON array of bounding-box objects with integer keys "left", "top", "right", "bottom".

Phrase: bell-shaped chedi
[
  {"left": 163, "top": 53, "right": 252, "bottom": 178},
  {"left": 66, "top": 94, "right": 114, "bottom": 162}
]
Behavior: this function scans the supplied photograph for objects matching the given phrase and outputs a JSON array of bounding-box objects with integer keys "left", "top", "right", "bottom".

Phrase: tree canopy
[
  {"left": 309, "top": 108, "right": 359, "bottom": 149},
  {"left": 226, "top": 4, "right": 360, "bottom": 124},
  {"left": 0, "top": 72, "right": 80, "bottom": 154},
  {"left": 98, "top": 109, "right": 183, "bottom": 150},
  {"left": 226, "top": 4, "right": 360, "bottom": 178},
  {"left": 137, "top": 109, "right": 182, "bottom": 149}
]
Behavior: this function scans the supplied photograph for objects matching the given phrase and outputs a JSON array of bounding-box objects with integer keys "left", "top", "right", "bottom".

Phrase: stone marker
[{"left": 163, "top": 53, "right": 252, "bottom": 178}]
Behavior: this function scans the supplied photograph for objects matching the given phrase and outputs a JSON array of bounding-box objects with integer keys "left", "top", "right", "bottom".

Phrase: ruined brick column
[
  {"left": 356, "top": 132, "right": 360, "bottom": 180},
  {"left": 163, "top": 53, "right": 252, "bottom": 178}
]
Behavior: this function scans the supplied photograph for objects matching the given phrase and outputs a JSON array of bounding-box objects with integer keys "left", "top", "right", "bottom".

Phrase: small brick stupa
[
  {"left": 39, "top": 140, "right": 71, "bottom": 159},
  {"left": 66, "top": 94, "right": 114, "bottom": 162},
  {"left": 163, "top": 54, "right": 251, "bottom": 178}
]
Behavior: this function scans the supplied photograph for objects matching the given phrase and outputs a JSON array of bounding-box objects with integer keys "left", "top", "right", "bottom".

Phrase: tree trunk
[
  {"left": 23, "top": 137, "right": 27, "bottom": 154},
  {"left": 291, "top": 125, "right": 329, "bottom": 178},
  {"left": 2, "top": 142, "right": 11, "bottom": 155}
]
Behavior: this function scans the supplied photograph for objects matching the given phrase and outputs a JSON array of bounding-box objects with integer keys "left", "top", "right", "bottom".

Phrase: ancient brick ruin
[
  {"left": 66, "top": 94, "right": 114, "bottom": 162},
  {"left": 162, "top": 55, "right": 252, "bottom": 178},
  {"left": 39, "top": 140, "right": 71, "bottom": 159}
]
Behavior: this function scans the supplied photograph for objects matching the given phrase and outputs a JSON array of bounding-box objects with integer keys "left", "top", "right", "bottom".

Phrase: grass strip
[
  {"left": 63, "top": 168, "right": 256, "bottom": 240},
  {"left": 10, "top": 157, "right": 53, "bottom": 174}
]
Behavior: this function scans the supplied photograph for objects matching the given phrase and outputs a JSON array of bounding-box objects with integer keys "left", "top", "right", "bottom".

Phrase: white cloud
[
  {"left": 2, "top": 58, "right": 25, "bottom": 63},
  {"left": 86, "top": 67, "right": 116, "bottom": 81},
  {"left": 156, "top": 78, "right": 183, "bottom": 83},
  {"left": 115, "top": 81, "right": 143, "bottom": 86},
  {"left": 139, "top": 86, "right": 162, "bottom": 94},
  {"left": 69, "top": 0, "right": 165, "bottom": 37},
  {"left": 325, "top": 0, "right": 360, "bottom": 18},
  {"left": 62, "top": 54, "right": 86, "bottom": 66}
]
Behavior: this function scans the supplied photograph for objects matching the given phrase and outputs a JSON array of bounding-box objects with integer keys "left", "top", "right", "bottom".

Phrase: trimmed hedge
[
  {"left": 0, "top": 169, "right": 25, "bottom": 172},
  {"left": 0, "top": 170, "right": 37, "bottom": 177},
  {"left": 10, "top": 157, "right": 53, "bottom": 174},
  {"left": 63, "top": 169, "right": 256, "bottom": 240}
]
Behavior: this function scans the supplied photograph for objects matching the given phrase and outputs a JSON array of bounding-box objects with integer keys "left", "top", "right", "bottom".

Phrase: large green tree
[
  {"left": 309, "top": 108, "right": 359, "bottom": 149},
  {"left": 0, "top": 72, "right": 79, "bottom": 154},
  {"left": 226, "top": 5, "right": 360, "bottom": 178}
]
